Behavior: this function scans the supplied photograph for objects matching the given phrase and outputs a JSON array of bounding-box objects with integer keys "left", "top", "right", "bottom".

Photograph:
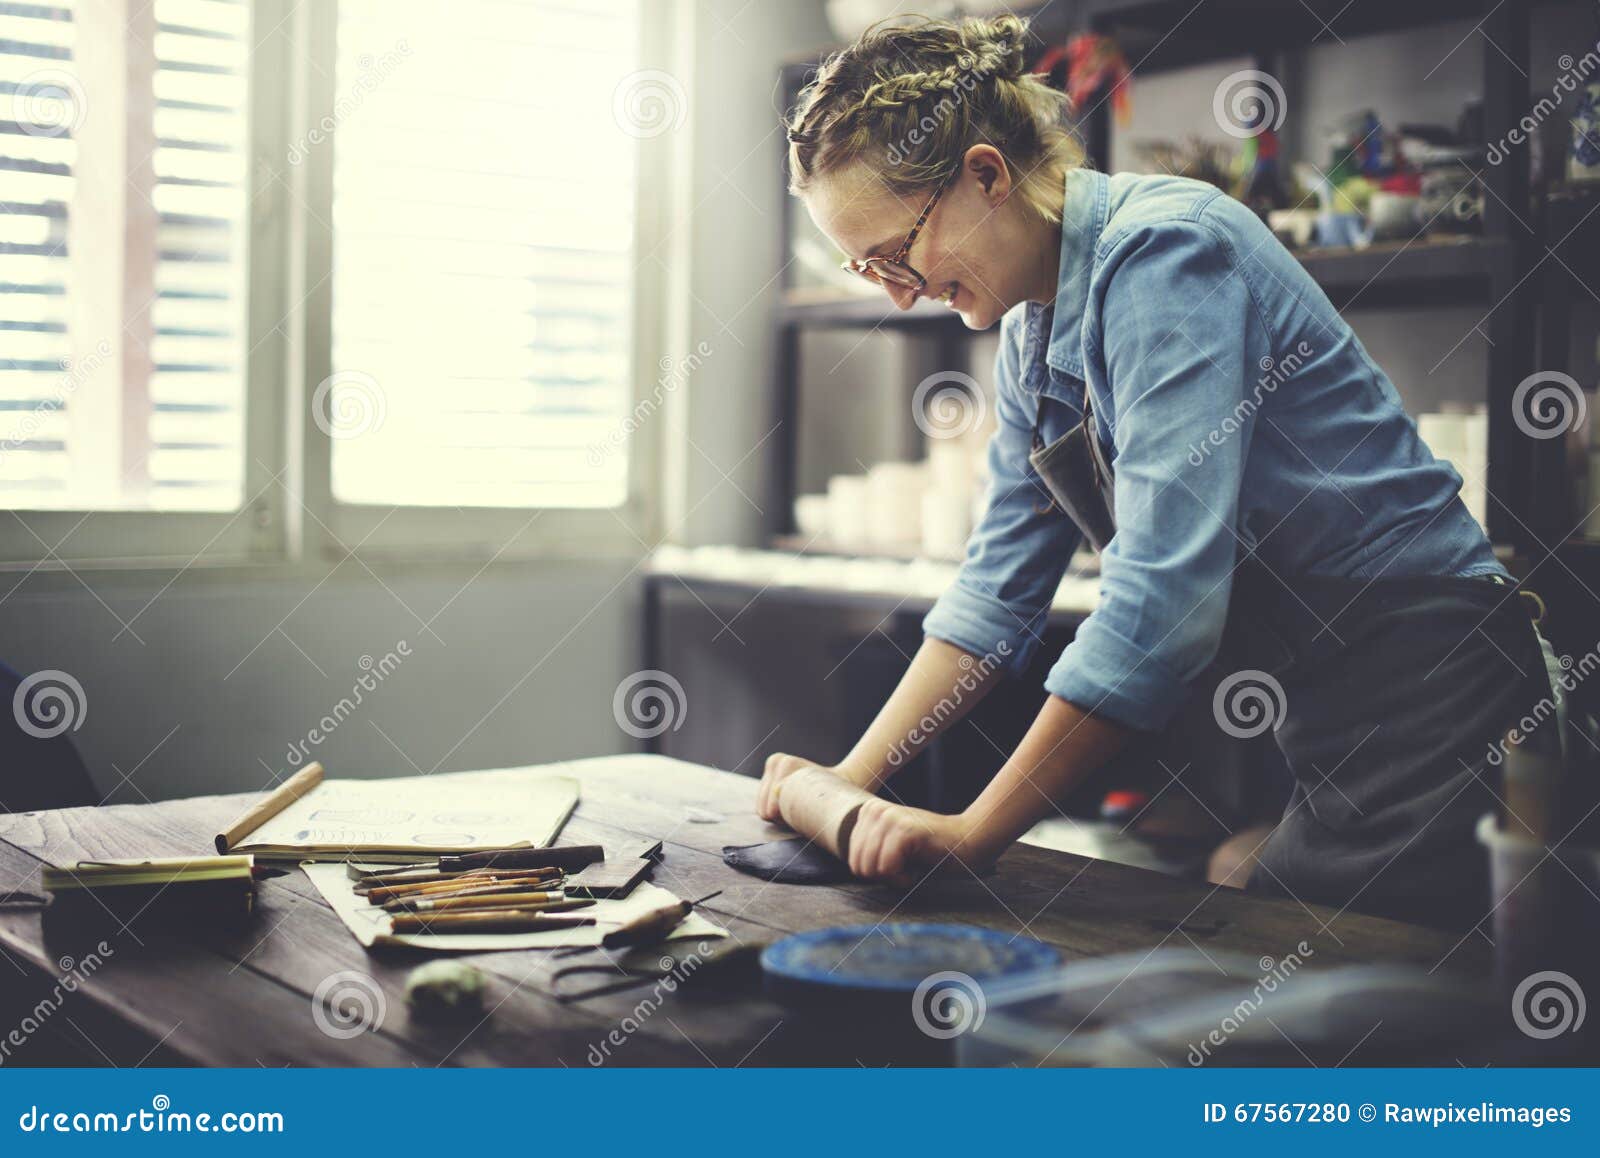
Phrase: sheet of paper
[
  {"left": 237, "top": 768, "right": 577, "bottom": 856},
  {"left": 304, "top": 864, "right": 727, "bottom": 953}
]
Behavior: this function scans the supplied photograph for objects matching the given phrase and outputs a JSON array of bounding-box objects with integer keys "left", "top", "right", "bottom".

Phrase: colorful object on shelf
[
  {"left": 1037, "top": 34, "right": 1131, "bottom": 124},
  {"left": 1099, "top": 790, "right": 1151, "bottom": 824},
  {"left": 1136, "top": 137, "right": 1233, "bottom": 191},
  {"left": 1234, "top": 117, "right": 1289, "bottom": 216},
  {"left": 1572, "top": 79, "right": 1600, "bottom": 183}
]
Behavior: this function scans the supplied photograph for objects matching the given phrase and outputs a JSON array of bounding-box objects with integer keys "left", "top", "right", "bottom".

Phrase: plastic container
[
  {"left": 956, "top": 948, "right": 1496, "bottom": 1067},
  {"left": 1477, "top": 813, "right": 1600, "bottom": 1060}
]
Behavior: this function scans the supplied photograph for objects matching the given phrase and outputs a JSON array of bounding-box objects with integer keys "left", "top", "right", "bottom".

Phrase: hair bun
[{"left": 968, "top": 13, "right": 1028, "bottom": 80}]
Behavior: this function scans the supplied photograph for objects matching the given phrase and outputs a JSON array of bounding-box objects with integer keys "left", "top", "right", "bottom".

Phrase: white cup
[
  {"left": 921, "top": 489, "right": 971, "bottom": 560},
  {"left": 827, "top": 475, "right": 869, "bottom": 548},
  {"left": 793, "top": 494, "right": 829, "bottom": 539}
]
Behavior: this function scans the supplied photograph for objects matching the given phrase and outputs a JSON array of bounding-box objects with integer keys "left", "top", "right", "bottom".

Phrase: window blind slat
[
  {"left": 328, "top": 0, "right": 641, "bottom": 509},
  {"left": 0, "top": 0, "right": 249, "bottom": 510}
]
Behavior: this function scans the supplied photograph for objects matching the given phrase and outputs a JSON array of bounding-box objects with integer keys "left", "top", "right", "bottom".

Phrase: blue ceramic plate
[{"left": 761, "top": 923, "right": 1061, "bottom": 994}]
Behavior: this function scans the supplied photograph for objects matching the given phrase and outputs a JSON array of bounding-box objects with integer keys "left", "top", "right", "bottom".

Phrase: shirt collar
[{"left": 1044, "top": 167, "right": 1109, "bottom": 379}]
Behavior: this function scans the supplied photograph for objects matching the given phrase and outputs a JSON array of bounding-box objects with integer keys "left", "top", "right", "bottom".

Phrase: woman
[{"left": 759, "top": 14, "right": 1561, "bottom": 929}]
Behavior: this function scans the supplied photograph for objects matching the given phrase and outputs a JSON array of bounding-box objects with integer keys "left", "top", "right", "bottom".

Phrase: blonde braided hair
[{"left": 786, "top": 14, "right": 1082, "bottom": 223}]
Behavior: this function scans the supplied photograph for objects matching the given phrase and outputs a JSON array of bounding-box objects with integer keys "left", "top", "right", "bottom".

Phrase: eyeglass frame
[{"left": 839, "top": 175, "right": 954, "bottom": 294}]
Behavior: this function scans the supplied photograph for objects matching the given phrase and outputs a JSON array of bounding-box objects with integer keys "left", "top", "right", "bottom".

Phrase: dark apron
[{"left": 1029, "top": 382, "right": 1555, "bottom": 930}]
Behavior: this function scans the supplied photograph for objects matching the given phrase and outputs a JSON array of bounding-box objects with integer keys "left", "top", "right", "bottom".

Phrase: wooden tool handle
[
  {"left": 408, "top": 889, "right": 562, "bottom": 913},
  {"left": 214, "top": 763, "right": 324, "bottom": 853},
  {"left": 439, "top": 845, "right": 604, "bottom": 873},
  {"left": 776, "top": 766, "right": 875, "bottom": 861},
  {"left": 390, "top": 911, "right": 596, "bottom": 934}
]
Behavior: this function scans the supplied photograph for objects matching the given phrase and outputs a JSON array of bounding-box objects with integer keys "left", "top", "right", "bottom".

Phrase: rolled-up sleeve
[
  {"left": 922, "top": 309, "right": 1081, "bottom": 676},
  {"left": 1045, "top": 222, "right": 1270, "bottom": 729}
]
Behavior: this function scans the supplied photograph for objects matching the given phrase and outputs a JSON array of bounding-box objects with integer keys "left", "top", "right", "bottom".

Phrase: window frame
[{"left": 0, "top": 0, "right": 677, "bottom": 569}]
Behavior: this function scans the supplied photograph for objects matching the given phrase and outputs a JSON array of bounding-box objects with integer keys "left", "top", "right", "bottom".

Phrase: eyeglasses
[{"left": 840, "top": 178, "right": 951, "bottom": 294}]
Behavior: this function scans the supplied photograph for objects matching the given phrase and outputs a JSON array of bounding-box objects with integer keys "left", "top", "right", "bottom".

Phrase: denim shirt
[{"left": 922, "top": 169, "right": 1506, "bottom": 731}]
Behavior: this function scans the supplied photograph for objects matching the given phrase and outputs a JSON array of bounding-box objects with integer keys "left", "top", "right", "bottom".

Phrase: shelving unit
[
  {"left": 759, "top": 0, "right": 1559, "bottom": 555},
  {"left": 644, "top": 0, "right": 1596, "bottom": 769},
  {"left": 1538, "top": 181, "right": 1600, "bottom": 547}
]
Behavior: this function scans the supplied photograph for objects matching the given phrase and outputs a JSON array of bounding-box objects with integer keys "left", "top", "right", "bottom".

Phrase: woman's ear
[{"left": 963, "top": 144, "right": 1013, "bottom": 204}]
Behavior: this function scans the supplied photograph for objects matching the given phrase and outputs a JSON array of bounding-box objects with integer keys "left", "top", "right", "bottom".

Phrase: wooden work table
[{"left": 0, "top": 756, "right": 1488, "bottom": 1067}]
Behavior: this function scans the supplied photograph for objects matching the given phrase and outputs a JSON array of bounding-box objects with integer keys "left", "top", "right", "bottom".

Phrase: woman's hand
[
  {"left": 757, "top": 753, "right": 860, "bottom": 822},
  {"left": 846, "top": 799, "right": 992, "bottom": 884}
]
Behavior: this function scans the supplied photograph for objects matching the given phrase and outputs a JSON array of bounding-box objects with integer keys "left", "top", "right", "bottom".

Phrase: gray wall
[{"left": 2, "top": 560, "right": 642, "bottom": 803}]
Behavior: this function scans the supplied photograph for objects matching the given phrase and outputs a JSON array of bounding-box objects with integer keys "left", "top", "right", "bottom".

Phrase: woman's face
[{"left": 802, "top": 145, "right": 1042, "bottom": 330}]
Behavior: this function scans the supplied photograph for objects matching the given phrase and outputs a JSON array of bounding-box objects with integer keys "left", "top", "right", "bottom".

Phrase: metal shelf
[
  {"left": 778, "top": 237, "right": 1516, "bottom": 331},
  {"left": 1296, "top": 236, "right": 1514, "bottom": 308},
  {"left": 777, "top": 291, "right": 965, "bottom": 330},
  {"left": 1074, "top": 0, "right": 1513, "bottom": 75},
  {"left": 643, "top": 567, "right": 1095, "bottom": 625}
]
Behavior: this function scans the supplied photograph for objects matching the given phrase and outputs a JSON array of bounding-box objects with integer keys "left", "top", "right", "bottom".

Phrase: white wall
[{"left": 671, "top": 0, "right": 837, "bottom": 545}]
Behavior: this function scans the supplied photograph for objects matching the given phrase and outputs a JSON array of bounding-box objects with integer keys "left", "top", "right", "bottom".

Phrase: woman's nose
[{"left": 884, "top": 282, "right": 919, "bottom": 311}]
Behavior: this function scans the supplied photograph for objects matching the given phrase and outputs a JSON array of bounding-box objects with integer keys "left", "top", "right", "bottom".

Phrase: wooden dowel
[{"left": 214, "top": 763, "right": 324, "bottom": 853}]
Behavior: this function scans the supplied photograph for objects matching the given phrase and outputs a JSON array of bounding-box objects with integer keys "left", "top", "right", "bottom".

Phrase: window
[
  {"left": 0, "top": 0, "right": 669, "bottom": 566},
  {"left": 326, "top": 0, "right": 641, "bottom": 509},
  {"left": 0, "top": 0, "right": 250, "bottom": 512}
]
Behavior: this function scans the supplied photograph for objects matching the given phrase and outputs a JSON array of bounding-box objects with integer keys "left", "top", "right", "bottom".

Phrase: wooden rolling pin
[{"left": 776, "top": 766, "right": 876, "bottom": 861}]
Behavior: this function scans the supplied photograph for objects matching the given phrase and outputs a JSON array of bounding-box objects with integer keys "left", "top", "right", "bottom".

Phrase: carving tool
[
  {"left": 382, "top": 889, "right": 566, "bottom": 914},
  {"left": 438, "top": 845, "right": 604, "bottom": 873},
  {"left": 554, "top": 889, "right": 722, "bottom": 959},
  {"left": 351, "top": 845, "right": 603, "bottom": 884},
  {"left": 389, "top": 910, "right": 596, "bottom": 935},
  {"left": 360, "top": 869, "right": 563, "bottom": 903}
]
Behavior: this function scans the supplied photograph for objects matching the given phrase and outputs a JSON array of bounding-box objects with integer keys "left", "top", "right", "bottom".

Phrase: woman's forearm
[
  {"left": 952, "top": 694, "right": 1134, "bottom": 862},
  {"left": 836, "top": 637, "right": 1006, "bottom": 790}
]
